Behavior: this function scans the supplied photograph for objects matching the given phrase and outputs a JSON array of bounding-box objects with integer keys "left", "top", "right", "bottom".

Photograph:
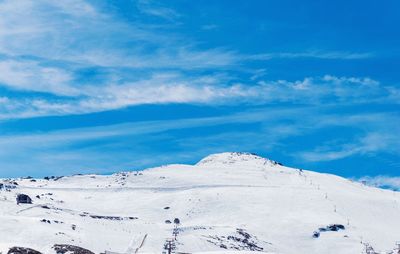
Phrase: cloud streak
[
  {"left": 358, "top": 176, "right": 400, "bottom": 191},
  {"left": 250, "top": 50, "right": 374, "bottom": 60},
  {"left": 299, "top": 132, "right": 400, "bottom": 162},
  {"left": 0, "top": 73, "right": 398, "bottom": 120},
  {"left": 0, "top": 0, "right": 386, "bottom": 121},
  {"left": 0, "top": 105, "right": 398, "bottom": 176},
  {"left": 136, "top": 0, "right": 180, "bottom": 21},
  {"left": 0, "top": 59, "right": 77, "bottom": 96}
]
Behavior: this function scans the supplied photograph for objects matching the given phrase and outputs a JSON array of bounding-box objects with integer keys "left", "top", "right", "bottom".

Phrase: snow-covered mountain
[{"left": 1, "top": 152, "right": 399, "bottom": 254}]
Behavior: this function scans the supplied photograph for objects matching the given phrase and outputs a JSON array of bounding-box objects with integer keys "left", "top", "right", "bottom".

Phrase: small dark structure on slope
[
  {"left": 16, "top": 194, "right": 32, "bottom": 204},
  {"left": 7, "top": 247, "right": 42, "bottom": 254},
  {"left": 53, "top": 244, "right": 94, "bottom": 254},
  {"left": 312, "top": 224, "right": 345, "bottom": 238}
]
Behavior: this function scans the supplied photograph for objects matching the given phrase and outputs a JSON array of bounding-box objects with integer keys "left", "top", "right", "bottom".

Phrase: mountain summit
[{"left": 196, "top": 152, "right": 280, "bottom": 167}]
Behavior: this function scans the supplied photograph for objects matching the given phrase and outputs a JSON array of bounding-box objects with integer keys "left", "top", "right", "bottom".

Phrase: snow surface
[{"left": 0, "top": 152, "right": 399, "bottom": 254}]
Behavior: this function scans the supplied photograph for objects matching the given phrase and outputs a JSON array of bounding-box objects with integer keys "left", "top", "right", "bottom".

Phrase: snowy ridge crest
[{"left": 196, "top": 152, "right": 281, "bottom": 167}]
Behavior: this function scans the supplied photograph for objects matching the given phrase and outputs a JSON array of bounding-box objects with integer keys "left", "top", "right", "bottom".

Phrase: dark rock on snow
[
  {"left": 314, "top": 224, "right": 345, "bottom": 238},
  {"left": 53, "top": 244, "right": 94, "bottom": 254},
  {"left": 7, "top": 247, "right": 42, "bottom": 254},
  {"left": 16, "top": 194, "right": 32, "bottom": 204}
]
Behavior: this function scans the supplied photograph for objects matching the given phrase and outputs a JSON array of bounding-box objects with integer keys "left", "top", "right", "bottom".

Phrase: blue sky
[{"left": 0, "top": 1, "right": 399, "bottom": 187}]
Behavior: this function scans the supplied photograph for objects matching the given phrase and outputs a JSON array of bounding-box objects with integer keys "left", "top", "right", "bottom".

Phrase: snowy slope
[{"left": 0, "top": 152, "right": 399, "bottom": 254}]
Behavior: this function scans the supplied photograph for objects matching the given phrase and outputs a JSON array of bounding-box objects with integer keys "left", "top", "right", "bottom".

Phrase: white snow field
[{"left": 0, "top": 152, "right": 399, "bottom": 254}]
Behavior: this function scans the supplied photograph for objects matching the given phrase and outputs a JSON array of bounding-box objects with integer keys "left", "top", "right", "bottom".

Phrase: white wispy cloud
[
  {"left": 201, "top": 24, "right": 219, "bottom": 30},
  {"left": 0, "top": 0, "right": 375, "bottom": 69},
  {"left": 299, "top": 131, "right": 400, "bottom": 162},
  {"left": 0, "top": 73, "right": 398, "bottom": 120},
  {"left": 0, "top": 0, "right": 388, "bottom": 122},
  {"left": 0, "top": 108, "right": 293, "bottom": 175},
  {"left": 249, "top": 50, "right": 373, "bottom": 60},
  {"left": 0, "top": 0, "right": 237, "bottom": 69},
  {"left": 358, "top": 176, "right": 400, "bottom": 191},
  {"left": 0, "top": 106, "right": 398, "bottom": 175},
  {"left": 0, "top": 59, "right": 77, "bottom": 96},
  {"left": 136, "top": 0, "right": 180, "bottom": 21}
]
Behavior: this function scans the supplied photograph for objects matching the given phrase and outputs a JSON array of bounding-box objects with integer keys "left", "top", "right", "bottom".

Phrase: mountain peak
[{"left": 196, "top": 152, "right": 281, "bottom": 166}]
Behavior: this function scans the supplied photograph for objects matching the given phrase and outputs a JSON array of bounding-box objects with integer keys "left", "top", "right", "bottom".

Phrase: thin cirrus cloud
[
  {"left": 249, "top": 50, "right": 374, "bottom": 60},
  {"left": 136, "top": 0, "right": 181, "bottom": 21},
  {"left": 0, "top": 0, "right": 383, "bottom": 122},
  {"left": 0, "top": 74, "right": 398, "bottom": 120},
  {"left": 297, "top": 110, "right": 400, "bottom": 163},
  {"left": 0, "top": 60, "right": 77, "bottom": 96},
  {"left": 0, "top": 0, "right": 236, "bottom": 69},
  {"left": 358, "top": 176, "right": 400, "bottom": 191},
  {"left": 0, "top": 106, "right": 397, "bottom": 176},
  {"left": 299, "top": 132, "right": 400, "bottom": 162},
  {"left": 0, "top": 1, "right": 375, "bottom": 78}
]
